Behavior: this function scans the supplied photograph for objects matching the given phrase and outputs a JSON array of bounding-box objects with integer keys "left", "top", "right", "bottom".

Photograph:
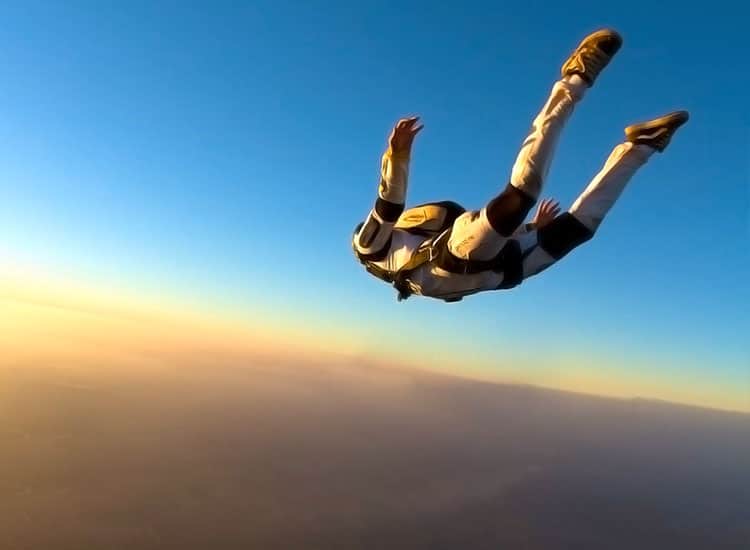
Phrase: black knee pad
[
  {"left": 486, "top": 183, "right": 536, "bottom": 237},
  {"left": 537, "top": 213, "right": 594, "bottom": 260}
]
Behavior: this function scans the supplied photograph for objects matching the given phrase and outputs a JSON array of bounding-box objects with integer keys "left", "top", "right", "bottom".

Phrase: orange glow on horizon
[{"left": 1, "top": 268, "right": 747, "bottom": 414}]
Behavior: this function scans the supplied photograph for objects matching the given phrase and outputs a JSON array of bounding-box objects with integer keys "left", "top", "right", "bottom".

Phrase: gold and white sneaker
[
  {"left": 625, "top": 111, "right": 690, "bottom": 152},
  {"left": 561, "top": 29, "right": 623, "bottom": 87}
]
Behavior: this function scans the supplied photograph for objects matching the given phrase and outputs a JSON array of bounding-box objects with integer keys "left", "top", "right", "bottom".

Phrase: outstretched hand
[
  {"left": 531, "top": 198, "right": 561, "bottom": 229},
  {"left": 388, "top": 116, "right": 424, "bottom": 156}
]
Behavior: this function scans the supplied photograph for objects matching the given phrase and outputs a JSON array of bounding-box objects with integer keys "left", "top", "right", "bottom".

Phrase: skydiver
[{"left": 352, "top": 29, "right": 689, "bottom": 302}]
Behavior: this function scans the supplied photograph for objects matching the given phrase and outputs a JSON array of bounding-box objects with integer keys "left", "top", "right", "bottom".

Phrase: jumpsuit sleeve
[
  {"left": 352, "top": 147, "right": 411, "bottom": 258},
  {"left": 512, "top": 222, "right": 537, "bottom": 236}
]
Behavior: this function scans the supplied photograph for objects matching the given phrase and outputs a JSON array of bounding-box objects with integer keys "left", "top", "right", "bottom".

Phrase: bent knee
[
  {"left": 486, "top": 183, "right": 537, "bottom": 236},
  {"left": 537, "top": 212, "right": 594, "bottom": 260}
]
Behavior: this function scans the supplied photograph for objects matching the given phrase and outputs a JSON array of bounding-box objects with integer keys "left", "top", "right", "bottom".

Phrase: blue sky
[{"left": 0, "top": 1, "right": 747, "bottom": 406}]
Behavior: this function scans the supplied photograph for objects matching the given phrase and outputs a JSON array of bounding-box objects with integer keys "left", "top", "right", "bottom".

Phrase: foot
[
  {"left": 625, "top": 111, "right": 690, "bottom": 152},
  {"left": 561, "top": 29, "right": 623, "bottom": 87}
]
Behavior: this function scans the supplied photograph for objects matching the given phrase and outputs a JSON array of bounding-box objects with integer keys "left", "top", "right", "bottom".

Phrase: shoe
[
  {"left": 625, "top": 111, "right": 690, "bottom": 152},
  {"left": 561, "top": 29, "right": 623, "bottom": 87}
]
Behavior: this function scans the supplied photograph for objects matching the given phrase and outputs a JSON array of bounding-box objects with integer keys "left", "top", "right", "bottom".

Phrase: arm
[{"left": 353, "top": 117, "right": 423, "bottom": 259}]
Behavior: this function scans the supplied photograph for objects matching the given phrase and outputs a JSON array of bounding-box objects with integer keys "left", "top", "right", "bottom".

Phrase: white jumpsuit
[{"left": 353, "top": 75, "right": 655, "bottom": 301}]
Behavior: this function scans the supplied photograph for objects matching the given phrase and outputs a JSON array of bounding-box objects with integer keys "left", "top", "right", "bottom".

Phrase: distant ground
[{"left": 2, "top": 359, "right": 749, "bottom": 550}]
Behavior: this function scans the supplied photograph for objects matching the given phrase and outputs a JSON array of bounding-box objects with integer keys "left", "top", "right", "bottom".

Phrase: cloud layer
[{"left": 3, "top": 353, "right": 749, "bottom": 549}]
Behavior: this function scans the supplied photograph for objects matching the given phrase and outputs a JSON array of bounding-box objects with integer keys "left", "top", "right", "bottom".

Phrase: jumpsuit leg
[
  {"left": 521, "top": 141, "right": 656, "bottom": 278},
  {"left": 448, "top": 76, "right": 587, "bottom": 262}
]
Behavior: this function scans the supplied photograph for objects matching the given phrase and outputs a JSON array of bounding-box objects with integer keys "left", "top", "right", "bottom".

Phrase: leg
[
  {"left": 521, "top": 141, "right": 654, "bottom": 278},
  {"left": 521, "top": 110, "right": 690, "bottom": 278},
  {"left": 507, "top": 78, "right": 586, "bottom": 201},
  {"left": 568, "top": 142, "right": 653, "bottom": 231},
  {"left": 448, "top": 77, "right": 587, "bottom": 261},
  {"left": 448, "top": 29, "right": 622, "bottom": 262}
]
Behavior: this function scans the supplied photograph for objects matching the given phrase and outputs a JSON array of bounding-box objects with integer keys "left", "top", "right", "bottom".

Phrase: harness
[{"left": 354, "top": 201, "right": 525, "bottom": 303}]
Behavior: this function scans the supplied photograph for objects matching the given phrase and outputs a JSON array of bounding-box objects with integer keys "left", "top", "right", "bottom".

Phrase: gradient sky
[{"left": 0, "top": 1, "right": 747, "bottom": 410}]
